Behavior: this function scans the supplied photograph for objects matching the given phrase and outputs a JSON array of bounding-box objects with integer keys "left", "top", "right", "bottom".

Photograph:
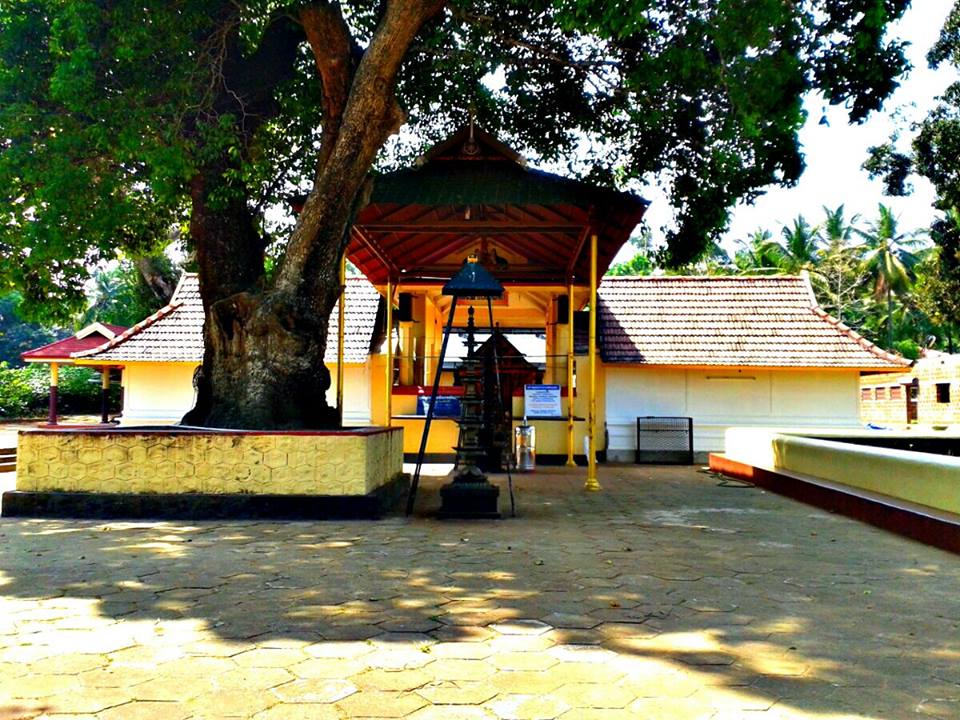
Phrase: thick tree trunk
[
  {"left": 184, "top": 162, "right": 347, "bottom": 429},
  {"left": 183, "top": 0, "right": 443, "bottom": 430}
]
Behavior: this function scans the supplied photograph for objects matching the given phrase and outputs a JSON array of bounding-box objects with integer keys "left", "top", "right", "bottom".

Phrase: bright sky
[{"left": 633, "top": 0, "right": 960, "bottom": 262}]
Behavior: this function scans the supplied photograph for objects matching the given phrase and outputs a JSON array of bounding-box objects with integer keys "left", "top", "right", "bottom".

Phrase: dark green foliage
[
  {"left": 861, "top": 2, "right": 960, "bottom": 337},
  {"left": 863, "top": 143, "right": 914, "bottom": 196},
  {"left": 893, "top": 338, "right": 920, "bottom": 359},
  {"left": 82, "top": 256, "right": 178, "bottom": 328},
  {"left": 0, "top": 363, "right": 36, "bottom": 417},
  {"left": 913, "top": 209, "right": 960, "bottom": 348},
  {"left": 646, "top": 204, "right": 942, "bottom": 354},
  {"left": 733, "top": 231, "right": 784, "bottom": 274},
  {"left": 0, "top": 1, "right": 204, "bottom": 322},
  {"left": 0, "top": 363, "right": 120, "bottom": 418},
  {"left": 606, "top": 252, "right": 654, "bottom": 276},
  {"left": 0, "top": 0, "right": 913, "bottom": 315},
  {"left": 0, "top": 292, "right": 62, "bottom": 366}
]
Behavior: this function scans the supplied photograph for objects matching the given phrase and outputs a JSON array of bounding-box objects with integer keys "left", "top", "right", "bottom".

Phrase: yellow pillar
[
  {"left": 385, "top": 278, "right": 393, "bottom": 427},
  {"left": 336, "top": 254, "right": 346, "bottom": 425},
  {"left": 100, "top": 366, "right": 111, "bottom": 423},
  {"left": 585, "top": 234, "right": 600, "bottom": 491},
  {"left": 566, "top": 279, "right": 576, "bottom": 467},
  {"left": 48, "top": 362, "right": 59, "bottom": 425},
  {"left": 400, "top": 322, "right": 414, "bottom": 385}
]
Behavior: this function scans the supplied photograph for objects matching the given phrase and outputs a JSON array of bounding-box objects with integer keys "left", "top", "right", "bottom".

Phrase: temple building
[{"left": 45, "top": 127, "right": 909, "bottom": 465}]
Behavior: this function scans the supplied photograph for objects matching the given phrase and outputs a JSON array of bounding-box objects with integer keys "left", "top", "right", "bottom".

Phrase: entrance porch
[{"left": 340, "top": 124, "right": 646, "bottom": 483}]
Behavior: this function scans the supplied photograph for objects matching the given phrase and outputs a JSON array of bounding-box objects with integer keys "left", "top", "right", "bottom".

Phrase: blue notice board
[{"left": 524, "top": 384, "right": 562, "bottom": 418}]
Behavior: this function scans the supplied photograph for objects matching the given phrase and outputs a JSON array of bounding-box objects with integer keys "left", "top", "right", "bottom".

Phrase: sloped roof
[
  {"left": 322, "top": 277, "right": 382, "bottom": 363},
  {"left": 598, "top": 275, "right": 910, "bottom": 369},
  {"left": 350, "top": 125, "right": 648, "bottom": 285},
  {"left": 75, "top": 274, "right": 381, "bottom": 364},
  {"left": 22, "top": 322, "right": 127, "bottom": 362}
]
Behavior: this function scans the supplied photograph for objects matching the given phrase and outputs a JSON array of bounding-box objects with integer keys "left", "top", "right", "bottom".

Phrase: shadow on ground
[{"left": 0, "top": 466, "right": 958, "bottom": 719}]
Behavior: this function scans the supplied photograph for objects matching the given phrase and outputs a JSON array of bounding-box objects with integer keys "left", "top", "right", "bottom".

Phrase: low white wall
[
  {"left": 722, "top": 426, "right": 960, "bottom": 516},
  {"left": 605, "top": 367, "right": 863, "bottom": 459},
  {"left": 327, "top": 362, "right": 372, "bottom": 426}
]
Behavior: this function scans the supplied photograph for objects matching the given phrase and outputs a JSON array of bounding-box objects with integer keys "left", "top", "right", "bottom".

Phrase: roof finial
[{"left": 463, "top": 106, "right": 479, "bottom": 156}]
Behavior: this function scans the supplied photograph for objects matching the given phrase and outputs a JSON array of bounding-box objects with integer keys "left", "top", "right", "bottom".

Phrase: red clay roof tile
[
  {"left": 74, "top": 274, "right": 380, "bottom": 364},
  {"left": 598, "top": 275, "right": 909, "bottom": 369},
  {"left": 22, "top": 323, "right": 128, "bottom": 362}
]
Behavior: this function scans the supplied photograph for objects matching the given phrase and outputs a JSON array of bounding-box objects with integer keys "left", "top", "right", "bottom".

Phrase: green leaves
[{"left": 0, "top": 0, "right": 913, "bottom": 318}]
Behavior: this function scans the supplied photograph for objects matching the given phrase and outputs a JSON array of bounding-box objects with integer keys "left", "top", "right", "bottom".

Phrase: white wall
[
  {"left": 120, "top": 363, "right": 199, "bottom": 425},
  {"left": 326, "top": 362, "right": 372, "bottom": 426},
  {"left": 604, "top": 366, "right": 861, "bottom": 459}
]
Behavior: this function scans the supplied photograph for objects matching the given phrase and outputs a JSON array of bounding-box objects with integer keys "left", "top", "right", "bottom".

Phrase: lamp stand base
[{"left": 438, "top": 480, "right": 501, "bottom": 519}]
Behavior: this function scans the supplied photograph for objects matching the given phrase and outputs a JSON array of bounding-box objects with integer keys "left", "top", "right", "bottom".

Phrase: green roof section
[{"left": 370, "top": 160, "right": 647, "bottom": 212}]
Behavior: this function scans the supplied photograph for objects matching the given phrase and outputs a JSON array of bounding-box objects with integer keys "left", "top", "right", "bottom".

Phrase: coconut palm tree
[
  {"left": 733, "top": 230, "right": 783, "bottom": 274},
  {"left": 816, "top": 205, "right": 866, "bottom": 325},
  {"left": 856, "top": 204, "right": 920, "bottom": 349},
  {"left": 772, "top": 215, "right": 823, "bottom": 273}
]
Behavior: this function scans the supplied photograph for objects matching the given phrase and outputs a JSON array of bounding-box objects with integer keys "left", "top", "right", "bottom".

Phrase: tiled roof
[
  {"left": 73, "top": 274, "right": 204, "bottom": 362},
  {"left": 75, "top": 274, "right": 380, "bottom": 364},
  {"left": 598, "top": 275, "right": 910, "bottom": 369},
  {"left": 323, "top": 277, "right": 382, "bottom": 363},
  {"left": 22, "top": 323, "right": 128, "bottom": 362}
]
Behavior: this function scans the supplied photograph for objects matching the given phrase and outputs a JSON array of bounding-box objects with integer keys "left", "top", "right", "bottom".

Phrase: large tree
[
  {"left": 864, "top": 1, "right": 960, "bottom": 343},
  {"left": 0, "top": 0, "right": 911, "bottom": 428}
]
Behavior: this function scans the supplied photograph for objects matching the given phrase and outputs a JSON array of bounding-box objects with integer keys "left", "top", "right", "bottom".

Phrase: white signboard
[{"left": 524, "top": 384, "right": 562, "bottom": 418}]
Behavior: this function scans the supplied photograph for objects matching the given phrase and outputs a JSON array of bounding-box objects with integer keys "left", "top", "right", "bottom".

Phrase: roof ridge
[
  {"left": 21, "top": 322, "right": 127, "bottom": 361},
  {"left": 808, "top": 306, "right": 911, "bottom": 367},
  {"left": 72, "top": 300, "right": 185, "bottom": 359},
  {"left": 600, "top": 274, "right": 804, "bottom": 281}
]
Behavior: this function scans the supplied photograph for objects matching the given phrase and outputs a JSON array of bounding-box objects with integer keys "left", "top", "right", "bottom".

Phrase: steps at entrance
[{"left": 0, "top": 447, "right": 16, "bottom": 473}]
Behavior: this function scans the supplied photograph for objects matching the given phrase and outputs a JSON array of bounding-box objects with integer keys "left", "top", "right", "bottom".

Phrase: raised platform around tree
[{"left": 6, "top": 425, "right": 404, "bottom": 518}]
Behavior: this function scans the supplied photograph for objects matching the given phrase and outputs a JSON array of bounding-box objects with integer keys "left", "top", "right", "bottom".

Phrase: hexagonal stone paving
[
  {"left": 487, "top": 693, "right": 570, "bottom": 720},
  {"left": 0, "top": 465, "right": 958, "bottom": 719},
  {"left": 489, "top": 620, "right": 552, "bottom": 636},
  {"left": 270, "top": 678, "right": 358, "bottom": 703}
]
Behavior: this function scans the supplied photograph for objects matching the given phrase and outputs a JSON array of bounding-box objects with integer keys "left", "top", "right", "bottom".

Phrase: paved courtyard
[{"left": 0, "top": 465, "right": 958, "bottom": 719}]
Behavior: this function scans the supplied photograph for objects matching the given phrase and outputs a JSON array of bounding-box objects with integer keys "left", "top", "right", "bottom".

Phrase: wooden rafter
[{"left": 350, "top": 226, "right": 400, "bottom": 278}]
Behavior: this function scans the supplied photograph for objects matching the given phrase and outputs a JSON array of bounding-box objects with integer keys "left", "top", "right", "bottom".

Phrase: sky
[{"left": 631, "top": 0, "right": 960, "bottom": 262}]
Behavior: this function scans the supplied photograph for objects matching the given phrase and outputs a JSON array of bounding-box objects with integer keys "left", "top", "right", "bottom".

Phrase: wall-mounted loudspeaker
[
  {"left": 397, "top": 293, "right": 413, "bottom": 322},
  {"left": 556, "top": 294, "right": 570, "bottom": 324}
]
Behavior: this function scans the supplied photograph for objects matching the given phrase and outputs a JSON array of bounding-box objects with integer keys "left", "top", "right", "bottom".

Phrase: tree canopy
[
  {"left": 0, "top": 0, "right": 913, "bottom": 427},
  {"left": 863, "top": 1, "right": 960, "bottom": 332}
]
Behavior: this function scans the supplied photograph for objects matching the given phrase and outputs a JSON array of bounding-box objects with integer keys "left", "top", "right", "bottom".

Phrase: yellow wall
[
  {"left": 371, "top": 350, "right": 600, "bottom": 458},
  {"left": 120, "top": 362, "right": 198, "bottom": 426},
  {"left": 395, "top": 417, "right": 461, "bottom": 456},
  {"left": 112, "top": 361, "right": 371, "bottom": 427},
  {"left": 16, "top": 428, "right": 403, "bottom": 496}
]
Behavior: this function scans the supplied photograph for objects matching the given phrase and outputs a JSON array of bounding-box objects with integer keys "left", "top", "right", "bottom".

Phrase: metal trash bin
[
  {"left": 515, "top": 419, "right": 536, "bottom": 472},
  {"left": 636, "top": 416, "right": 693, "bottom": 464}
]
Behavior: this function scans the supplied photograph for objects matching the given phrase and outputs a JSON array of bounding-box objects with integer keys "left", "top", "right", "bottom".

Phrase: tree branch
[
  {"left": 275, "top": 0, "right": 446, "bottom": 295},
  {"left": 300, "top": 2, "right": 358, "bottom": 173}
]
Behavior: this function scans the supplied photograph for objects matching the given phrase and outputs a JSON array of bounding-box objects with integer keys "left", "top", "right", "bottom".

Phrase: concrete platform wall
[{"left": 15, "top": 427, "right": 403, "bottom": 496}]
